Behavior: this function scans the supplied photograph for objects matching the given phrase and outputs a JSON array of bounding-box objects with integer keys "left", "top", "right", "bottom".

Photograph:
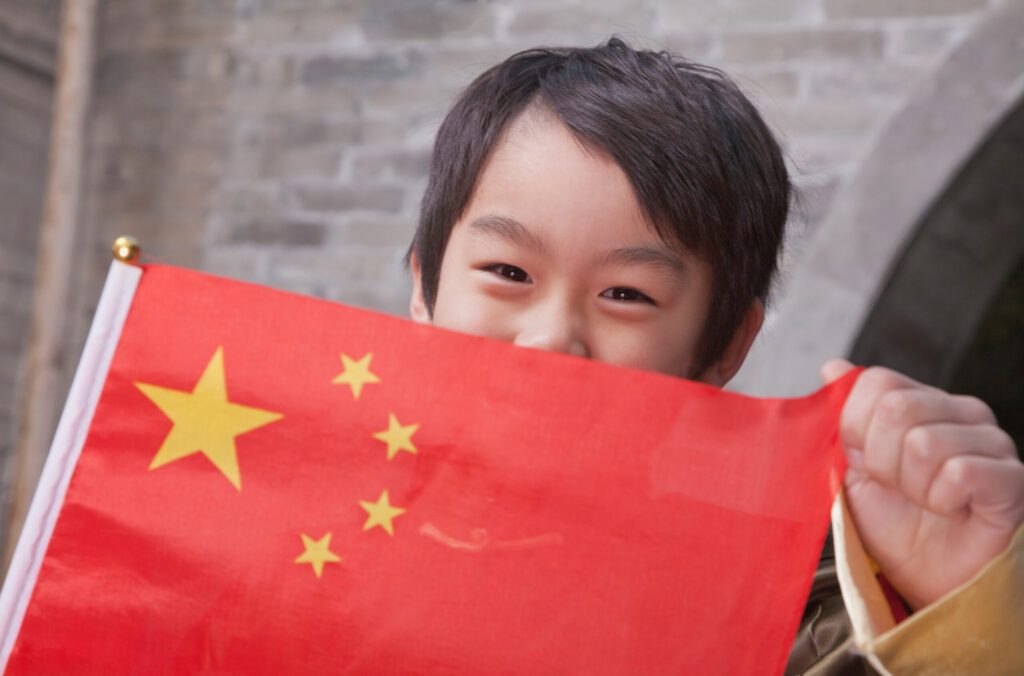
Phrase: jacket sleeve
[{"left": 811, "top": 492, "right": 1024, "bottom": 676}]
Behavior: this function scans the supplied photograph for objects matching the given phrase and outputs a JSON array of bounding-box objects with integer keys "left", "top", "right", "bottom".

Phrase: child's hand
[{"left": 822, "top": 359, "right": 1024, "bottom": 610}]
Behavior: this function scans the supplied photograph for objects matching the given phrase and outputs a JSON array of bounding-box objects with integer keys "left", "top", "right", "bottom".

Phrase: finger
[
  {"left": 839, "top": 367, "right": 925, "bottom": 452},
  {"left": 845, "top": 446, "right": 867, "bottom": 474},
  {"left": 926, "top": 455, "right": 1024, "bottom": 527},
  {"left": 899, "top": 423, "right": 1018, "bottom": 508},
  {"left": 821, "top": 358, "right": 855, "bottom": 385},
  {"left": 864, "top": 389, "right": 998, "bottom": 488}
]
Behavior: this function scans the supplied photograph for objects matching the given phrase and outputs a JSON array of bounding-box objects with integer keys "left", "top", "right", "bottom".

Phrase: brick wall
[
  {"left": 70, "top": 1, "right": 1002, "bottom": 331},
  {"left": 0, "top": 0, "right": 57, "bottom": 491}
]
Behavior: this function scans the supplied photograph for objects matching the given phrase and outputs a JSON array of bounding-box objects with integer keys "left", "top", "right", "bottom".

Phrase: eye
[
  {"left": 482, "top": 264, "right": 532, "bottom": 284},
  {"left": 601, "top": 287, "right": 656, "bottom": 305}
]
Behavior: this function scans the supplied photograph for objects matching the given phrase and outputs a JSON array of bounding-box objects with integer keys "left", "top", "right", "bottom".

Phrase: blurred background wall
[{"left": 1, "top": 0, "right": 1022, "bottom": 554}]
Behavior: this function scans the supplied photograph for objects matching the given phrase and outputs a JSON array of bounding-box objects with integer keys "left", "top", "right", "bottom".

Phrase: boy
[{"left": 405, "top": 39, "right": 1024, "bottom": 674}]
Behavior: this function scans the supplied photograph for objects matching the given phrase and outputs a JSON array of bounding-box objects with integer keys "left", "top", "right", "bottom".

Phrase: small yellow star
[
  {"left": 332, "top": 353, "right": 381, "bottom": 400},
  {"left": 135, "top": 347, "right": 283, "bottom": 490},
  {"left": 372, "top": 413, "right": 419, "bottom": 461},
  {"left": 359, "top": 489, "right": 406, "bottom": 536},
  {"left": 294, "top": 532, "right": 342, "bottom": 578}
]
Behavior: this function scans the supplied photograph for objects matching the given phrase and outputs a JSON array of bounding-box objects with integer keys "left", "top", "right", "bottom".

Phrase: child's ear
[
  {"left": 701, "top": 300, "right": 764, "bottom": 387},
  {"left": 409, "top": 252, "right": 431, "bottom": 324}
]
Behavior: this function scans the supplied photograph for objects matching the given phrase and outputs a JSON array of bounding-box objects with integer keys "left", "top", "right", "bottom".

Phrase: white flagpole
[{"left": 0, "top": 260, "right": 141, "bottom": 668}]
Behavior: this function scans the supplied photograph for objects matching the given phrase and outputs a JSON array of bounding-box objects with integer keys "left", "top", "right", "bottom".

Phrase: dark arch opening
[{"left": 851, "top": 95, "right": 1024, "bottom": 457}]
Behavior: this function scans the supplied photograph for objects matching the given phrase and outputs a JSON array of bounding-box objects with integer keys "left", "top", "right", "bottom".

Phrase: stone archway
[
  {"left": 850, "top": 99, "right": 1024, "bottom": 387},
  {"left": 733, "top": 1, "right": 1024, "bottom": 397},
  {"left": 850, "top": 96, "right": 1024, "bottom": 459}
]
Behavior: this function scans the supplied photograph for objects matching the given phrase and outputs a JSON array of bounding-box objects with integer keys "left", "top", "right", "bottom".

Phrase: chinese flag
[{"left": 0, "top": 263, "right": 856, "bottom": 675}]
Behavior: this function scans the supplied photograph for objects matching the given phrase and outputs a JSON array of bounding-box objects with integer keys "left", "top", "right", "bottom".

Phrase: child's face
[{"left": 411, "top": 110, "right": 755, "bottom": 385}]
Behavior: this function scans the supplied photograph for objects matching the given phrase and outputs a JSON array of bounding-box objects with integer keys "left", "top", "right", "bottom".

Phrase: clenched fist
[{"left": 823, "top": 359, "right": 1024, "bottom": 610}]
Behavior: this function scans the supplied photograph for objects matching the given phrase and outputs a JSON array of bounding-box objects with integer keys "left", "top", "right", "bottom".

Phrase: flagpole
[
  {"left": 4, "top": 0, "right": 98, "bottom": 568},
  {"left": 0, "top": 251, "right": 142, "bottom": 669}
]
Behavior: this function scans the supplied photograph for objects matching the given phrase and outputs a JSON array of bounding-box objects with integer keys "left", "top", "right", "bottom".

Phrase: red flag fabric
[{"left": 2, "top": 263, "right": 856, "bottom": 674}]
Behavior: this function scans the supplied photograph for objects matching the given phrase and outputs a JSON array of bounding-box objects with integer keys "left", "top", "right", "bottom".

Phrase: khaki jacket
[{"left": 785, "top": 495, "right": 1024, "bottom": 675}]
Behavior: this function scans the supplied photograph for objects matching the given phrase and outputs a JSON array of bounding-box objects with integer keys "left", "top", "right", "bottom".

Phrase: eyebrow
[
  {"left": 600, "top": 246, "right": 689, "bottom": 278},
  {"left": 468, "top": 214, "right": 547, "bottom": 253}
]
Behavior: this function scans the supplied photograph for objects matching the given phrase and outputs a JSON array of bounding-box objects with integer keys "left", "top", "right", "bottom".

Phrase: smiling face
[{"left": 411, "top": 109, "right": 761, "bottom": 385}]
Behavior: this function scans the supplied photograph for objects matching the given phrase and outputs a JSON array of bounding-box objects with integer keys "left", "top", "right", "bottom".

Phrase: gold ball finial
[{"left": 112, "top": 236, "right": 141, "bottom": 263}]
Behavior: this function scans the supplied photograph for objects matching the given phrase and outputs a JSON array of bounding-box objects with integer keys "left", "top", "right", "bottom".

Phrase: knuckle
[
  {"left": 904, "top": 426, "right": 937, "bottom": 464},
  {"left": 876, "top": 389, "right": 918, "bottom": 424},
  {"left": 988, "top": 428, "right": 1017, "bottom": 459},
  {"left": 863, "top": 447, "right": 892, "bottom": 478},
  {"left": 953, "top": 395, "right": 996, "bottom": 424},
  {"left": 861, "top": 367, "right": 904, "bottom": 393},
  {"left": 942, "top": 456, "right": 973, "bottom": 492}
]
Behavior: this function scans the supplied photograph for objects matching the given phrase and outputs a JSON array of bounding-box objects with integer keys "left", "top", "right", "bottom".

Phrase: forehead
[{"left": 461, "top": 109, "right": 663, "bottom": 251}]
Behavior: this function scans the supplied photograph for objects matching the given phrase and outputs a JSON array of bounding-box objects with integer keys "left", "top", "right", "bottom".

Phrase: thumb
[{"left": 821, "top": 358, "right": 855, "bottom": 385}]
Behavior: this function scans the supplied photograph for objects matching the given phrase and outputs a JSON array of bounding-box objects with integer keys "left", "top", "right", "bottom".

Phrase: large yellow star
[
  {"left": 372, "top": 413, "right": 419, "bottom": 461},
  {"left": 331, "top": 352, "right": 380, "bottom": 400},
  {"left": 135, "top": 347, "right": 283, "bottom": 490},
  {"left": 294, "top": 532, "right": 342, "bottom": 578},
  {"left": 359, "top": 489, "right": 405, "bottom": 536}
]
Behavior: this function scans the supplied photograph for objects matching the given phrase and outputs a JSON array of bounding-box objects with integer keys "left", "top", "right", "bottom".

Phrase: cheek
[
  {"left": 588, "top": 314, "right": 702, "bottom": 378},
  {"left": 431, "top": 270, "right": 516, "bottom": 342}
]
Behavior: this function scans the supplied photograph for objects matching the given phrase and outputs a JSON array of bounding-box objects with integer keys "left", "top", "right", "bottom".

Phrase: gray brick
[
  {"left": 0, "top": 97, "right": 52, "bottom": 143},
  {"left": 271, "top": 249, "right": 406, "bottom": 284},
  {"left": 655, "top": 2, "right": 730, "bottom": 29},
  {"left": 0, "top": 270, "right": 33, "bottom": 313},
  {"left": 329, "top": 220, "right": 416, "bottom": 248},
  {"left": 157, "top": 178, "right": 219, "bottom": 216},
  {"left": 660, "top": 0, "right": 818, "bottom": 27},
  {"left": 728, "top": 0, "right": 818, "bottom": 23},
  {"left": 357, "top": 117, "right": 414, "bottom": 146},
  {"left": 228, "top": 219, "right": 327, "bottom": 247},
  {"left": 363, "top": 3, "right": 497, "bottom": 41},
  {"left": 352, "top": 148, "right": 432, "bottom": 181},
  {"left": 229, "top": 118, "right": 354, "bottom": 180},
  {"left": 360, "top": 79, "right": 460, "bottom": 117},
  {"left": 0, "top": 61, "right": 52, "bottom": 113},
  {"left": 766, "top": 101, "right": 885, "bottom": 136},
  {"left": 888, "top": 25, "right": 964, "bottom": 60},
  {"left": 506, "top": 6, "right": 654, "bottom": 40},
  {"left": 234, "top": 53, "right": 300, "bottom": 89},
  {"left": 808, "top": 63, "right": 929, "bottom": 100},
  {"left": 202, "top": 247, "right": 269, "bottom": 283},
  {"left": 0, "top": 127, "right": 49, "bottom": 179},
  {"left": 218, "top": 184, "right": 285, "bottom": 216},
  {"left": 237, "top": 5, "right": 363, "bottom": 43},
  {"left": 239, "top": 0, "right": 366, "bottom": 14},
  {"left": 0, "top": 240, "right": 36, "bottom": 280},
  {"left": 168, "top": 143, "right": 229, "bottom": 177},
  {"left": 232, "top": 82, "right": 360, "bottom": 117},
  {"left": 330, "top": 281, "right": 410, "bottom": 316},
  {"left": 0, "top": 356, "right": 22, "bottom": 406},
  {"left": 732, "top": 68, "right": 801, "bottom": 100},
  {"left": 426, "top": 46, "right": 528, "bottom": 81},
  {"left": 96, "top": 49, "right": 187, "bottom": 96},
  {"left": 0, "top": 1, "right": 57, "bottom": 76},
  {"left": 302, "top": 52, "right": 422, "bottom": 86},
  {"left": 292, "top": 184, "right": 406, "bottom": 213},
  {"left": 723, "top": 29, "right": 885, "bottom": 63},
  {"left": 656, "top": 32, "right": 717, "bottom": 61},
  {"left": 825, "top": 0, "right": 988, "bottom": 20},
  {"left": 787, "top": 135, "right": 867, "bottom": 173},
  {"left": 100, "top": 0, "right": 236, "bottom": 49}
]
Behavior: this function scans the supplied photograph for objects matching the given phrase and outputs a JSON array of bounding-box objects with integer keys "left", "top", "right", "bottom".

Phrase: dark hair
[{"left": 409, "top": 37, "right": 790, "bottom": 376}]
